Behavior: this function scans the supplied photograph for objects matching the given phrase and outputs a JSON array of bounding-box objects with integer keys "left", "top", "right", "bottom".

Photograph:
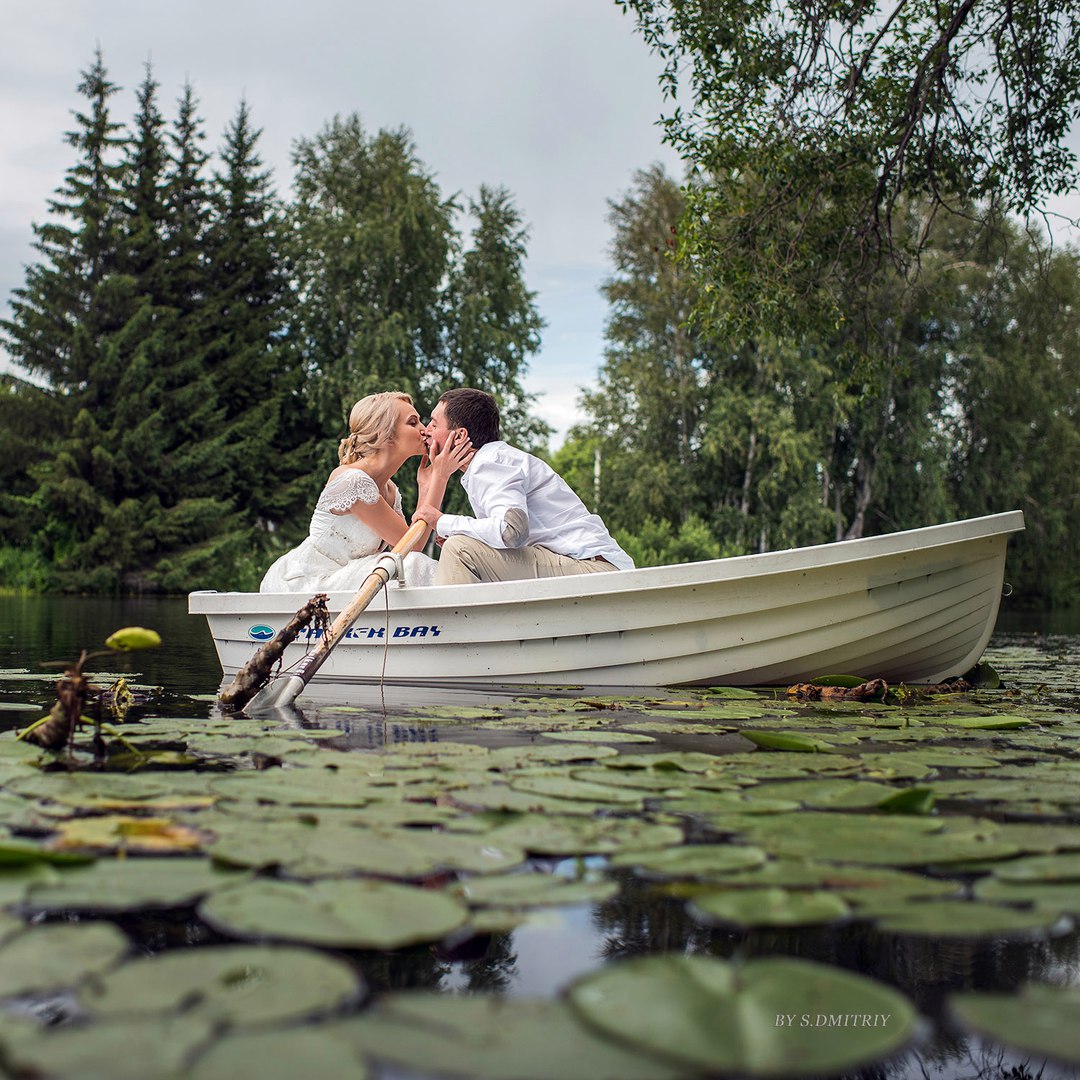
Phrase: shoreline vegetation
[{"left": 2, "top": 43, "right": 1077, "bottom": 605}]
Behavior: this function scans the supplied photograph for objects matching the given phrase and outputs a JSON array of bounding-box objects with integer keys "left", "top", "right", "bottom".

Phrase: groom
[{"left": 412, "top": 388, "right": 633, "bottom": 585}]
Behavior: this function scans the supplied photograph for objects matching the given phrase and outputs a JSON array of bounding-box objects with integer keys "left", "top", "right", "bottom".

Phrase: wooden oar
[{"left": 244, "top": 519, "right": 429, "bottom": 712}]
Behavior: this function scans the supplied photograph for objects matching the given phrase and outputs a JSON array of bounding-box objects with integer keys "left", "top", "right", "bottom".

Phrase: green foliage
[
  {"left": 616, "top": 515, "right": 740, "bottom": 569},
  {"left": 618, "top": 0, "right": 1080, "bottom": 350},
  {"left": 580, "top": 162, "right": 1077, "bottom": 602},
  {"left": 0, "top": 546, "right": 52, "bottom": 594},
  {"left": 0, "top": 58, "right": 546, "bottom": 595}
]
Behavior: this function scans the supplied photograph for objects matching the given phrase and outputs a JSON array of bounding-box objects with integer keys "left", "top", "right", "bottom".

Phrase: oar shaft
[{"left": 244, "top": 518, "right": 428, "bottom": 712}]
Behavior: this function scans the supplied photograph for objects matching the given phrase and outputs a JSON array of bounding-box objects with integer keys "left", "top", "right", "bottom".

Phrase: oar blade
[{"left": 243, "top": 673, "right": 307, "bottom": 713}]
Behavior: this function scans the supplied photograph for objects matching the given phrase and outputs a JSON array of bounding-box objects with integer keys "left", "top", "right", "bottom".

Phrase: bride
[{"left": 259, "top": 391, "right": 472, "bottom": 592}]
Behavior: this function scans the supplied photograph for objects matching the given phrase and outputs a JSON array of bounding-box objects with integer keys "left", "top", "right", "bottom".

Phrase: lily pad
[
  {"left": 736, "top": 812, "right": 1020, "bottom": 867},
  {"left": 487, "top": 815, "right": 684, "bottom": 856},
  {"left": 80, "top": 944, "right": 360, "bottom": 1025},
  {"left": 47, "top": 814, "right": 209, "bottom": 855},
  {"left": 2, "top": 1016, "right": 215, "bottom": 1080},
  {"left": 973, "top": 877, "right": 1080, "bottom": 914},
  {"left": 0, "top": 922, "right": 130, "bottom": 997},
  {"left": 208, "top": 819, "right": 522, "bottom": 879},
  {"left": 189, "top": 1028, "right": 370, "bottom": 1080},
  {"left": 509, "top": 775, "right": 645, "bottom": 806},
  {"left": 25, "top": 857, "right": 244, "bottom": 913},
  {"left": 337, "top": 993, "right": 689, "bottom": 1080},
  {"left": 690, "top": 887, "right": 851, "bottom": 927},
  {"left": 567, "top": 954, "right": 916, "bottom": 1076},
  {"left": 992, "top": 853, "right": 1080, "bottom": 882},
  {"left": 200, "top": 878, "right": 469, "bottom": 949},
  {"left": 740, "top": 731, "right": 839, "bottom": 753},
  {"left": 950, "top": 983, "right": 1080, "bottom": 1066},
  {"left": 539, "top": 730, "right": 656, "bottom": 744},
  {"left": 610, "top": 844, "right": 768, "bottom": 878},
  {"left": 869, "top": 900, "right": 1068, "bottom": 937}
]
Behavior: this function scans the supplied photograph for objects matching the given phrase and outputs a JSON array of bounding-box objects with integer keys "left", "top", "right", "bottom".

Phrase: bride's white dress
[{"left": 259, "top": 469, "right": 437, "bottom": 592}]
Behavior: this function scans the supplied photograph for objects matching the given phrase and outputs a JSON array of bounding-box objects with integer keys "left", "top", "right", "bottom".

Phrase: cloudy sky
[{"left": 0, "top": 0, "right": 682, "bottom": 443}]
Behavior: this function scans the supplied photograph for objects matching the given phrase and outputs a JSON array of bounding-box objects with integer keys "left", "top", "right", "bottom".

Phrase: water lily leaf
[
  {"left": 963, "top": 661, "right": 1002, "bottom": 689},
  {"left": 0, "top": 863, "right": 61, "bottom": 905},
  {"left": 870, "top": 900, "right": 1067, "bottom": 937},
  {"left": 603, "top": 751, "right": 723, "bottom": 773},
  {"left": 973, "top": 877, "right": 1080, "bottom": 914},
  {"left": 486, "top": 744, "right": 619, "bottom": 768},
  {"left": 487, "top": 815, "right": 684, "bottom": 856},
  {"left": 189, "top": 1027, "right": 371, "bottom": 1080},
  {"left": 701, "top": 686, "right": 762, "bottom": 698},
  {"left": 0, "top": 922, "right": 129, "bottom": 997},
  {"left": 647, "top": 705, "right": 766, "bottom": 720},
  {"left": 509, "top": 775, "right": 645, "bottom": 806},
  {"left": 749, "top": 779, "right": 899, "bottom": 810},
  {"left": 657, "top": 791, "right": 800, "bottom": 815},
  {"left": 567, "top": 954, "right": 916, "bottom": 1076},
  {"left": 950, "top": 983, "right": 1080, "bottom": 1066},
  {"left": 7, "top": 772, "right": 175, "bottom": 801},
  {"left": 740, "top": 731, "right": 838, "bottom": 753},
  {"left": 209, "top": 819, "right": 523, "bottom": 879},
  {"left": 81, "top": 944, "right": 360, "bottom": 1025},
  {"left": 25, "top": 857, "right": 245, "bottom": 912},
  {"left": 939, "top": 714, "right": 1030, "bottom": 730},
  {"left": 539, "top": 730, "right": 656, "bottom": 744},
  {"left": 47, "top": 814, "right": 209, "bottom": 855},
  {"left": 2, "top": 1016, "right": 215, "bottom": 1080},
  {"left": 624, "top": 720, "right": 737, "bottom": 735},
  {"left": 569, "top": 766, "right": 738, "bottom": 793},
  {"left": 992, "top": 853, "right": 1080, "bottom": 882},
  {"left": 736, "top": 812, "right": 1019, "bottom": 867},
  {"left": 0, "top": 837, "right": 94, "bottom": 866},
  {"left": 337, "top": 993, "right": 689, "bottom": 1080},
  {"left": 200, "top": 878, "right": 469, "bottom": 949},
  {"left": 453, "top": 871, "right": 619, "bottom": 908},
  {"left": 209, "top": 771, "right": 374, "bottom": 808},
  {"left": 448, "top": 783, "right": 614, "bottom": 816},
  {"left": 690, "top": 887, "right": 851, "bottom": 927},
  {"left": 610, "top": 844, "right": 767, "bottom": 878},
  {"left": 876, "top": 787, "right": 936, "bottom": 815}
]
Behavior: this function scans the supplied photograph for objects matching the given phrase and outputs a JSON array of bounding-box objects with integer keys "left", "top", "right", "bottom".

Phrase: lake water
[{"left": 0, "top": 595, "right": 1078, "bottom": 1079}]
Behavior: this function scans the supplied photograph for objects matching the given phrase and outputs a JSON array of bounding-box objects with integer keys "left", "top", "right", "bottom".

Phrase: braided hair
[{"left": 338, "top": 392, "right": 414, "bottom": 465}]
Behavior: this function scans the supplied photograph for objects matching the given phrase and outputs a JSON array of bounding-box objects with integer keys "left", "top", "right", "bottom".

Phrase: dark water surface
[{"left": 0, "top": 595, "right": 1078, "bottom": 1079}]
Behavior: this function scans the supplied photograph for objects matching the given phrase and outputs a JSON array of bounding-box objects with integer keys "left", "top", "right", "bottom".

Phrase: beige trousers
[{"left": 434, "top": 535, "right": 619, "bottom": 586}]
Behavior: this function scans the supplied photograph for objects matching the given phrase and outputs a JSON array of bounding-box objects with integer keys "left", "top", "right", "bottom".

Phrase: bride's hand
[{"left": 420, "top": 430, "right": 474, "bottom": 489}]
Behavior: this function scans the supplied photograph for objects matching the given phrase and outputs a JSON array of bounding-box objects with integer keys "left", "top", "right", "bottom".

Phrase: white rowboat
[{"left": 189, "top": 511, "right": 1023, "bottom": 693}]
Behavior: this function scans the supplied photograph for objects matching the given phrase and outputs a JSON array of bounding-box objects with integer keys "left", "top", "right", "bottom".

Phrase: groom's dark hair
[{"left": 438, "top": 388, "right": 500, "bottom": 449}]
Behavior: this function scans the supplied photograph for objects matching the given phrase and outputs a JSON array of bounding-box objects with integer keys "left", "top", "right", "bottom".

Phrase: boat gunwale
[{"left": 189, "top": 511, "right": 1023, "bottom": 615}]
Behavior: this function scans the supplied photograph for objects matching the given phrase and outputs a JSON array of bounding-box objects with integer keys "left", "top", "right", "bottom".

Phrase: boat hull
[{"left": 189, "top": 512, "right": 1023, "bottom": 691}]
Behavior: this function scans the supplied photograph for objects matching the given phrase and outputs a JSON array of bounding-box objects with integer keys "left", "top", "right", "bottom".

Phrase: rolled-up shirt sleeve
[{"left": 435, "top": 454, "right": 530, "bottom": 549}]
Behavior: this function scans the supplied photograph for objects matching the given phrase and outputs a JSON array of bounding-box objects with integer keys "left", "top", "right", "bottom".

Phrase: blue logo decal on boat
[{"left": 248, "top": 624, "right": 275, "bottom": 641}]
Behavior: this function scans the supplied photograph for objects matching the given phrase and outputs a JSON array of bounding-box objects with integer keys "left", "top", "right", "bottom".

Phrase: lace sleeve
[{"left": 317, "top": 470, "right": 380, "bottom": 514}]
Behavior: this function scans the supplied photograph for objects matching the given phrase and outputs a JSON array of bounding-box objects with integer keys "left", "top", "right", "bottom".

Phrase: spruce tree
[
  {"left": 0, "top": 51, "right": 126, "bottom": 582},
  {"left": 204, "top": 100, "right": 312, "bottom": 547}
]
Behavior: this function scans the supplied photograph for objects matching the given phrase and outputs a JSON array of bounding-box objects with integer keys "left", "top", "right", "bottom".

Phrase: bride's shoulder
[{"left": 318, "top": 467, "right": 380, "bottom": 513}]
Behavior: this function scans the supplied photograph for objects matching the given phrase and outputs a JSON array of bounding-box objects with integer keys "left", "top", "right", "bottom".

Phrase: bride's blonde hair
[{"left": 338, "top": 392, "right": 414, "bottom": 465}]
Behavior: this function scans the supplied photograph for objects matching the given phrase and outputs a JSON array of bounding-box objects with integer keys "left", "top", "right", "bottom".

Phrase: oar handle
[{"left": 291, "top": 518, "right": 429, "bottom": 685}]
